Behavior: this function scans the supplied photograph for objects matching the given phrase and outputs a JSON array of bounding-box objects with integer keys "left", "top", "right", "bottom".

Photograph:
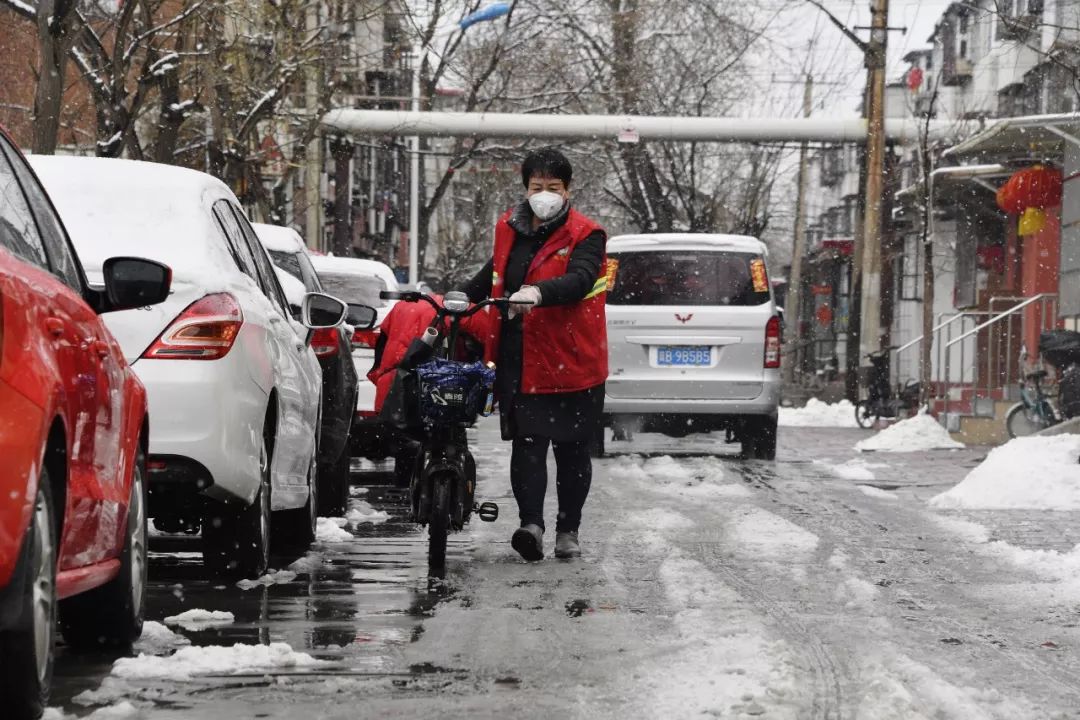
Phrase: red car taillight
[
  {"left": 351, "top": 328, "right": 380, "bottom": 350},
  {"left": 310, "top": 327, "right": 339, "bottom": 358},
  {"left": 142, "top": 293, "right": 243, "bottom": 360},
  {"left": 764, "top": 315, "right": 781, "bottom": 369}
]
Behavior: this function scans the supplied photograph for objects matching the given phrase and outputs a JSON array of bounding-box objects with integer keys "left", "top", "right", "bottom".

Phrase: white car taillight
[
  {"left": 764, "top": 315, "right": 781, "bottom": 369},
  {"left": 142, "top": 293, "right": 243, "bottom": 360}
]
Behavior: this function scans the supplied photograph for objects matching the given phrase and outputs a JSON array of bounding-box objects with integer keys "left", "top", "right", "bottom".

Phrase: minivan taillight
[
  {"left": 142, "top": 293, "right": 243, "bottom": 360},
  {"left": 764, "top": 315, "right": 781, "bottom": 369},
  {"left": 310, "top": 327, "right": 339, "bottom": 358},
  {"left": 352, "top": 328, "right": 380, "bottom": 350}
]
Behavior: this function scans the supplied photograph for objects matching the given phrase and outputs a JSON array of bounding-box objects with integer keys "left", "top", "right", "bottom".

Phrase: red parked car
[{"left": 0, "top": 129, "right": 171, "bottom": 719}]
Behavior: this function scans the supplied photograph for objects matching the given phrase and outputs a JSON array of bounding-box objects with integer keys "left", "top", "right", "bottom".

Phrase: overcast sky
[{"left": 747, "top": 1, "right": 955, "bottom": 119}]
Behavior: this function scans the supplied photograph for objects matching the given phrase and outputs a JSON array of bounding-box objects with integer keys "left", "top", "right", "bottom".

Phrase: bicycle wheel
[
  {"left": 854, "top": 400, "right": 877, "bottom": 429},
  {"left": 428, "top": 474, "right": 451, "bottom": 571},
  {"left": 1005, "top": 403, "right": 1049, "bottom": 439}
]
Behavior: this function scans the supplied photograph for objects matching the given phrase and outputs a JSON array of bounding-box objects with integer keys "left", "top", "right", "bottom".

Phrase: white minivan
[
  {"left": 30, "top": 156, "right": 366, "bottom": 577},
  {"left": 602, "top": 234, "right": 781, "bottom": 459}
]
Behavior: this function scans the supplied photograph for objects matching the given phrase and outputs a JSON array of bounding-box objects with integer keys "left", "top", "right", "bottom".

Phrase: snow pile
[
  {"left": 87, "top": 702, "right": 140, "bottom": 719},
  {"left": 316, "top": 517, "right": 354, "bottom": 542},
  {"left": 779, "top": 398, "right": 859, "bottom": 427},
  {"left": 133, "top": 621, "right": 190, "bottom": 655},
  {"left": 163, "top": 609, "right": 234, "bottom": 630},
  {"left": 855, "top": 413, "right": 963, "bottom": 453},
  {"left": 345, "top": 500, "right": 390, "bottom": 526},
  {"left": 288, "top": 552, "right": 326, "bottom": 573},
  {"left": 929, "top": 435, "right": 1080, "bottom": 510},
  {"left": 112, "top": 642, "right": 323, "bottom": 680},
  {"left": 236, "top": 569, "right": 298, "bottom": 590}
]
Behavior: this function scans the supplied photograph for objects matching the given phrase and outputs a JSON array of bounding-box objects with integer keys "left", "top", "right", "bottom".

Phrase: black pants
[{"left": 510, "top": 436, "right": 592, "bottom": 533}]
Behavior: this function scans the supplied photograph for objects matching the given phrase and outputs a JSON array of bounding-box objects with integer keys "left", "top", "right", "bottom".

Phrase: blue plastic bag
[{"left": 415, "top": 359, "right": 496, "bottom": 425}]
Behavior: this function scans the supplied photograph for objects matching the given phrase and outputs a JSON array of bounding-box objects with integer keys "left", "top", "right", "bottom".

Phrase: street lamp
[{"left": 408, "top": 3, "right": 511, "bottom": 286}]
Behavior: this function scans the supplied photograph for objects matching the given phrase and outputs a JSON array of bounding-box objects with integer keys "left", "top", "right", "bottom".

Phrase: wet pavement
[{"left": 48, "top": 423, "right": 1080, "bottom": 719}]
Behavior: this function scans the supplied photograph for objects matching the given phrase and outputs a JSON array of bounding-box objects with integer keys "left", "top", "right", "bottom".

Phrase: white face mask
[{"left": 528, "top": 191, "right": 565, "bottom": 221}]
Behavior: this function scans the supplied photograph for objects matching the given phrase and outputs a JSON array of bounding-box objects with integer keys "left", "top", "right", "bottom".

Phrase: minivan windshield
[
  {"left": 606, "top": 250, "right": 771, "bottom": 306},
  {"left": 318, "top": 271, "right": 388, "bottom": 308}
]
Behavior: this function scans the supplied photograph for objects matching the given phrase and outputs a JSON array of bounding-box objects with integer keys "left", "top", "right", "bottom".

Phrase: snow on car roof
[
  {"left": 310, "top": 254, "right": 399, "bottom": 290},
  {"left": 253, "top": 222, "right": 306, "bottom": 254},
  {"left": 28, "top": 155, "right": 237, "bottom": 282},
  {"left": 608, "top": 233, "right": 768, "bottom": 255}
]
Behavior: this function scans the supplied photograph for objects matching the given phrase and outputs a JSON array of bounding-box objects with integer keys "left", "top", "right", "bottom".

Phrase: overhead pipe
[{"left": 322, "top": 109, "right": 959, "bottom": 144}]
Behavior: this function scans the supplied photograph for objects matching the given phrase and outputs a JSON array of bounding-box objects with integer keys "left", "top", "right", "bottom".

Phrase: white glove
[{"left": 508, "top": 285, "right": 542, "bottom": 319}]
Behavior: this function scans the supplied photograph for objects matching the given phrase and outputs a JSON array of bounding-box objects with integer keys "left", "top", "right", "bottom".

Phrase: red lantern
[
  {"left": 997, "top": 165, "right": 1063, "bottom": 214},
  {"left": 906, "top": 67, "right": 924, "bottom": 92}
]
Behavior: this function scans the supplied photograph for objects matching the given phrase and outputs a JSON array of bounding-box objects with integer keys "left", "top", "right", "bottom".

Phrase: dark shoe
[
  {"left": 511, "top": 524, "right": 544, "bottom": 561},
  {"left": 554, "top": 531, "right": 581, "bottom": 559}
]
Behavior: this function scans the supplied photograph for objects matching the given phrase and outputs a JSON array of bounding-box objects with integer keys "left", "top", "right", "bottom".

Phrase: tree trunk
[
  {"left": 332, "top": 140, "right": 353, "bottom": 257},
  {"left": 33, "top": 1, "right": 77, "bottom": 154}
]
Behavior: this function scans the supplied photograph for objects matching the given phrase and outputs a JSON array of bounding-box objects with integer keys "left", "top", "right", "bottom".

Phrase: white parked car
[
  {"left": 602, "top": 233, "right": 781, "bottom": 460},
  {"left": 30, "top": 156, "right": 360, "bottom": 576},
  {"left": 309, "top": 255, "right": 399, "bottom": 459}
]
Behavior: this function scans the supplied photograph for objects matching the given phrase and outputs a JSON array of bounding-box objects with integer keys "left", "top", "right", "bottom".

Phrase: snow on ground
[
  {"left": 727, "top": 506, "right": 819, "bottom": 558},
  {"left": 87, "top": 702, "right": 141, "bottom": 719},
  {"left": 858, "top": 485, "right": 900, "bottom": 501},
  {"left": 163, "top": 609, "right": 234, "bottom": 630},
  {"left": 236, "top": 569, "right": 298, "bottom": 590},
  {"left": 315, "top": 517, "right": 355, "bottom": 542},
  {"left": 345, "top": 499, "right": 390, "bottom": 525},
  {"left": 779, "top": 398, "right": 859, "bottom": 427},
  {"left": 929, "top": 435, "right": 1080, "bottom": 510},
  {"left": 855, "top": 413, "right": 964, "bottom": 453},
  {"left": 818, "top": 458, "right": 881, "bottom": 481},
  {"left": 644, "top": 551, "right": 803, "bottom": 718},
  {"left": 112, "top": 642, "right": 323, "bottom": 680},
  {"left": 834, "top": 576, "right": 880, "bottom": 610},
  {"left": 288, "top": 552, "right": 326, "bottom": 573},
  {"left": 614, "top": 454, "right": 750, "bottom": 498},
  {"left": 133, "top": 621, "right": 190, "bottom": 655}
]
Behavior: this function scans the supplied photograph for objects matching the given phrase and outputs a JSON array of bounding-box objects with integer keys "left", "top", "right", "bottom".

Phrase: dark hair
[{"left": 521, "top": 148, "right": 572, "bottom": 188}]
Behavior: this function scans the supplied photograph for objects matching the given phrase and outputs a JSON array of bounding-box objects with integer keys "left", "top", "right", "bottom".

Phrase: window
[
  {"left": 212, "top": 200, "right": 260, "bottom": 284},
  {"left": 607, "top": 251, "right": 771, "bottom": 307},
  {"left": 230, "top": 205, "right": 291, "bottom": 317},
  {"left": 0, "top": 144, "right": 48, "bottom": 269},
  {"left": 2, "top": 144, "right": 82, "bottom": 290},
  {"left": 959, "top": 12, "right": 969, "bottom": 34},
  {"left": 899, "top": 236, "right": 923, "bottom": 301},
  {"left": 318, "top": 272, "right": 388, "bottom": 308}
]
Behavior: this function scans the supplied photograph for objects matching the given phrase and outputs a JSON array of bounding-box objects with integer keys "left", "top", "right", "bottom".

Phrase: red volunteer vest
[{"left": 483, "top": 207, "right": 609, "bottom": 394}]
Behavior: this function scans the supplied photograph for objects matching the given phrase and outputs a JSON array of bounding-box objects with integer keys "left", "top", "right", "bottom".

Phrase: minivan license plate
[{"left": 657, "top": 346, "right": 711, "bottom": 366}]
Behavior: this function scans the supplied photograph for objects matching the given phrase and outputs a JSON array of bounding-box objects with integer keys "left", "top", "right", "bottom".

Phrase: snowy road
[{"left": 49, "top": 422, "right": 1080, "bottom": 719}]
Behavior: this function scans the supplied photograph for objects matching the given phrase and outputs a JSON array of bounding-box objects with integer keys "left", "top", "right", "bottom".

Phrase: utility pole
[
  {"left": 804, "top": 0, "right": 902, "bottom": 400},
  {"left": 304, "top": 0, "right": 323, "bottom": 251},
  {"left": 857, "top": 0, "right": 890, "bottom": 377},
  {"left": 783, "top": 73, "right": 814, "bottom": 386}
]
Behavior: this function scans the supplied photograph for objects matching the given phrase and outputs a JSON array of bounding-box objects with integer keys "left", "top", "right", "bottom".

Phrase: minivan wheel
[
  {"left": 61, "top": 447, "right": 148, "bottom": 651},
  {"left": 0, "top": 474, "right": 57, "bottom": 719},
  {"left": 203, "top": 439, "right": 271, "bottom": 577},
  {"left": 741, "top": 417, "right": 778, "bottom": 461}
]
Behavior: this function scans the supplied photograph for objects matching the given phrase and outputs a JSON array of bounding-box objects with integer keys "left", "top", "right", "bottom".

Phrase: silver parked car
[{"left": 601, "top": 233, "right": 781, "bottom": 459}]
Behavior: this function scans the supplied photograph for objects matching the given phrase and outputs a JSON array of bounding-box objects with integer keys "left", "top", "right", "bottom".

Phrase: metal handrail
[
  {"left": 941, "top": 294, "right": 1058, "bottom": 414},
  {"left": 895, "top": 312, "right": 979, "bottom": 354},
  {"left": 945, "top": 294, "right": 1057, "bottom": 348}
]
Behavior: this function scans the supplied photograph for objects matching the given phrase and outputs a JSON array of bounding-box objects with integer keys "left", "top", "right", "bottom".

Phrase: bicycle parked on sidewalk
[
  {"left": 378, "top": 290, "right": 510, "bottom": 570},
  {"left": 855, "top": 347, "right": 921, "bottom": 429},
  {"left": 1005, "top": 368, "right": 1060, "bottom": 438}
]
